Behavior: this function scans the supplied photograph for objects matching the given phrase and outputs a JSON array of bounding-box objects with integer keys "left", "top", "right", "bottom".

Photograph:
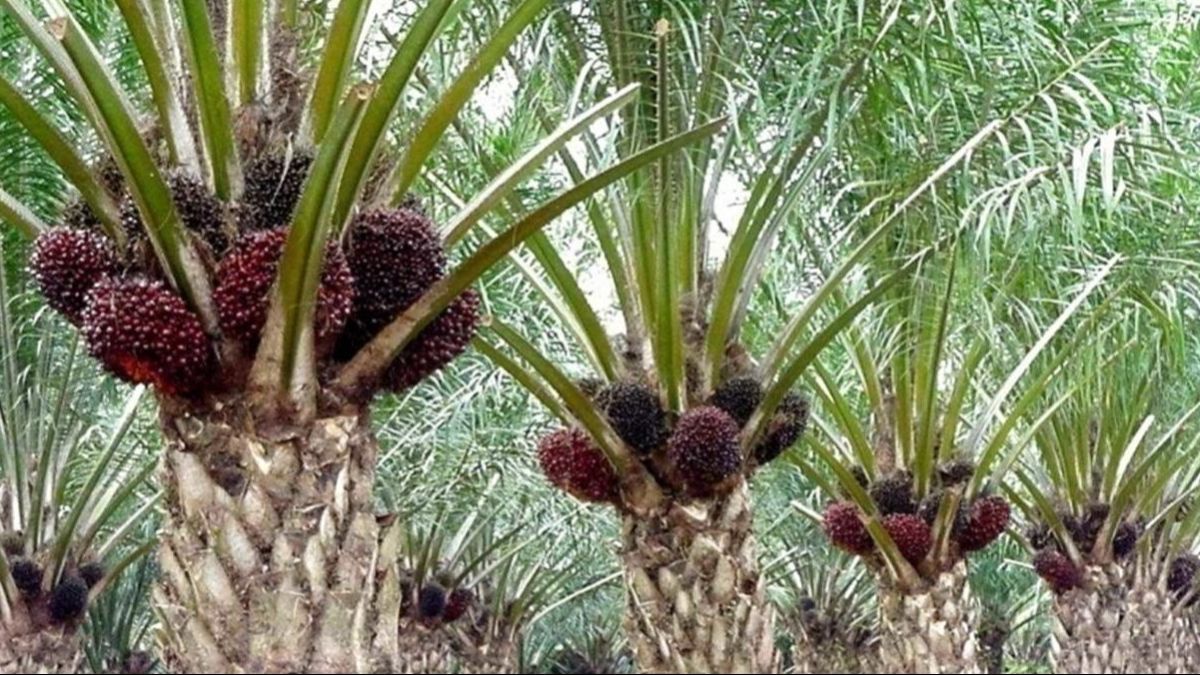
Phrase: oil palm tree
[
  {"left": 466, "top": 2, "right": 1032, "bottom": 670},
  {"left": 1013, "top": 340, "right": 1200, "bottom": 673},
  {"left": 0, "top": 1, "right": 719, "bottom": 671},
  {"left": 0, "top": 270, "right": 155, "bottom": 673},
  {"left": 795, "top": 254, "right": 1114, "bottom": 673}
]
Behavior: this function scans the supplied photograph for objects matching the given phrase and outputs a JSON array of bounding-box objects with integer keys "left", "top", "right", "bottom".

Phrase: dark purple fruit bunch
[
  {"left": 342, "top": 207, "right": 446, "bottom": 353},
  {"left": 9, "top": 557, "right": 42, "bottom": 597},
  {"left": 418, "top": 583, "right": 447, "bottom": 622},
  {"left": 443, "top": 588, "right": 473, "bottom": 622},
  {"left": 537, "top": 428, "right": 619, "bottom": 504},
  {"left": 956, "top": 495, "right": 1010, "bottom": 552},
  {"left": 214, "top": 227, "right": 355, "bottom": 350},
  {"left": 385, "top": 290, "right": 480, "bottom": 392},
  {"left": 29, "top": 228, "right": 120, "bottom": 323},
  {"left": 79, "top": 561, "right": 105, "bottom": 589},
  {"left": 239, "top": 152, "right": 313, "bottom": 231},
  {"left": 59, "top": 197, "right": 103, "bottom": 232},
  {"left": 823, "top": 501, "right": 874, "bottom": 555},
  {"left": 601, "top": 381, "right": 668, "bottom": 454},
  {"left": 869, "top": 472, "right": 916, "bottom": 516},
  {"left": 1168, "top": 554, "right": 1199, "bottom": 598},
  {"left": 82, "top": 277, "right": 214, "bottom": 394},
  {"left": 1112, "top": 521, "right": 1141, "bottom": 559},
  {"left": 753, "top": 392, "right": 809, "bottom": 464},
  {"left": 1034, "top": 549, "right": 1082, "bottom": 594},
  {"left": 938, "top": 459, "right": 976, "bottom": 486},
  {"left": 120, "top": 172, "right": 228, "bottom": 253},
  {"left": 883, "top": 513, "right": 932, "bottom": 565},
  {"left": 668, "top": 406, "right": 742, "bottom": 494},
  {"left": 48, "top": 575, "right": 89, "bottom": 623},
  {"left": 709, "top": 376, "right": 763, "bottom": 426}
]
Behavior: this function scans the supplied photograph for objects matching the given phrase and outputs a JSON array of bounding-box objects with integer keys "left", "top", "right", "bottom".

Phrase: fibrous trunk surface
[
  {"left": 0, "top": 624, "right": 80, "bottom": 674},
  {"left": 877, "top": 562, "right": 981, "bottom": 673},
  {"left": 1050, "top": 564, "right": 1193, "bottom": 674},
  {"left": 620, "top": 481, "right": 777, "bottom": 674},
  {"left": 153, "top": 402, "right": 517, "bottom": 674},
  {"left": 789, "top": 635, "right": 878, "bottom": 673}
]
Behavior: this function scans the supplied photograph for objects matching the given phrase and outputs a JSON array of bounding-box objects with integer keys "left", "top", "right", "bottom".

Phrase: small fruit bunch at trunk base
[
  {"left": 1, "top": 532, "right": 108, "bottom": 629},
  {"left": 31, "top": 153, "right": 479, "bottom": 402},
  {"left": 821, "top": 459, "right": 1010, "bottom": 580},
  {"left": 534, "top": 371, "right": 809, "bottom": 509}
]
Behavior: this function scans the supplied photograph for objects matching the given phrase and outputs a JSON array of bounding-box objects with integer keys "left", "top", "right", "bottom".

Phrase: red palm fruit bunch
[
  {"left": 29, "top": 152, "right": 479, "bottom": 401},
  {"left": 1023, "top": 503, "right": 1143, "bottom": 596},
  {"left": 533, "top": 369, "right": 811, "bottom": 507},
  {"left": 821, "top": 459, "right": 1010, "bottom": 570}
]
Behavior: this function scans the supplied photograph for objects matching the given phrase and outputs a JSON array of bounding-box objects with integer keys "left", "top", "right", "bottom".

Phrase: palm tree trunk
[
  {"left": 1050, "top": 564, "right": 1191, "bottom": 674},
  {"left": 619, "top": 481, "right": 777, "bottom": 674},
  {"left": 0, "top": 620, "right": 81, "bottom": 674},
  {"left": 790, "top": 635, "right": 878, "bottom": 673},
  {"left": 152, "top": 400, "right": 407, "bottom": 673},
  {"left": 876, "top": 562, "right": 981, "bottom": 673},
  {"left": 390, "top": 621, "right": 518, "bottom": 674}
]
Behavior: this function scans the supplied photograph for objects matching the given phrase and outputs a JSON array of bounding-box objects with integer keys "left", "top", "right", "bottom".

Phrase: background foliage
[{"left": 0, "top": 0, "right": 1197, "bottom": 672}]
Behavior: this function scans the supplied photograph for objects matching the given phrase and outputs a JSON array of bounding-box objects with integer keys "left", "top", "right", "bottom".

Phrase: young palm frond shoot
[
  {"left": 772, "top": 538, "right": 878, "bottom": 674},
  {"left": 1015, "top": 344, "right": 1200, "bottom": 673},
  {"left": 797, "top": 259, "right": 1114, "bottom": 673},
  {"left": 376, "top": 493, "right": 573, "bottom": 674},
  {"left": 0, "top": 1, "right": 716, "bottom": 672},
  {"left": 0, "top": 281, "right": 154, "bottom": 673}
]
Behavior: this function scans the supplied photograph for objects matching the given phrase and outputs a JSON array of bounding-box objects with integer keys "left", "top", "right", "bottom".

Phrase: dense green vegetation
[{"left": 0, "top": 1, "right": 1197, "bottom": 673}]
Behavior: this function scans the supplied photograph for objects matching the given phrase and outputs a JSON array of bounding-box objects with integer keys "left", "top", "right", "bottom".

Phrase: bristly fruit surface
[
  {"left": 1034, "top": 549, "right": 1082, "bottom": 594},
  {"left": 823, "top": 501, "right": 874, "bottom": 556},
  {"left": 342, "top": 207, "right": 447, "bottom": 354},
  {"left": 1168, "top": 554, "right": 1199, "bottom": 597},
  {"left": 239, "top": 151, "right": 314, "bottom": 231},
  {"left": 82, "top": 277, "right": 214, "bottom": 394},
  {"left": 9, "top": 557, "right": 42, "bottom": 597},
  {"left": 600, "top": 381, "right": 668, "bottom": 454},
  {"left": 869, "top": 472, "right": 916, "bottom": 515},
  {"left": 384, "top": 290, "right": 480, "bottom": 392},
  {"left": 536, "top": 427, "right": 619, "bottom": 504},
  {"left": 443, "top": 588, "right": 473, "bottom": 622},
  {"left": 214, "top": 227, "right": 355, "bottom": 350},
  {"left": 753, "top": 392, "right": 809, "bottom": 465},
  {"left": 418, "top": 583, "right": 447, "bottom": 621},
  {"left": 29, "top": 228, "right": 120, "bottom": 324},
  {"left": 668, "top": 406, "right": 742, "bottom": 494},
  {"left": 48, "top": 576, "right": 89, "bottom": 623},
  {"left": 709, "top": 376, "right": 763, "bottom": 426},
  {"left": 882, "top": 513, "right": 932, "bottom": 564},
  {"left": 956, "top": 495, "right": 1010, "bottom": 552}
]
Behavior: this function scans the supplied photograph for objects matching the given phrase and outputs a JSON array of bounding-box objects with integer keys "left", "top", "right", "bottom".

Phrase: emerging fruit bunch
[
  {"left": 535, "top": 373, "right": 809, "bottom": 507},
  {"left": 822, "top": 460, "right": 1010, "bottom": 569},
  {"left": 1, "top": 532, "right": 104, "bottom": 626},
  {"left": 29, "top": 156, "right": 478, "bottom": 399},
  {"left": 412, "top": 582, "right": 476, "bottom": 626}
]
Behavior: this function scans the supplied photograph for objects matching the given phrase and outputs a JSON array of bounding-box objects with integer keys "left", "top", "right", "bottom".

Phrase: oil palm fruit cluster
[
  {"left": 821, "top": 460, "right": 1009, "bottom": 569},
  {"left": 535, "top": 372, "right": 809, "bottom": 506},
  {"left": 1012, "top": 349, "right": 1200, "bottom": 673},
  {"left": 801, "top": 261, "right": 1113, "bottom": 674},
  {"left": 30, "top": 166, "right": 476, "bottom": 398}
]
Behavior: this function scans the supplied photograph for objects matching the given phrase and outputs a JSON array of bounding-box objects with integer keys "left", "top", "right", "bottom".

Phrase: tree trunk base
[
  {"left": 877, "top": 562, "right": 981, "bottom": 673},
  {"left": 0, "top": 625, "right": 81, "bottom": 674},
  {"left": 789, "top": 635, "right": 878, "bottom": 673},
  {"left": 620, "top": 482, "right": 777, "bottom": 674},
  {"left": 1051, "top": 564, "right": 1192, "bottom": 674}
]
